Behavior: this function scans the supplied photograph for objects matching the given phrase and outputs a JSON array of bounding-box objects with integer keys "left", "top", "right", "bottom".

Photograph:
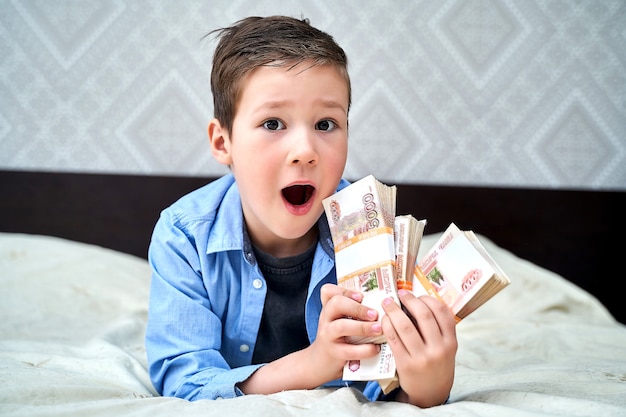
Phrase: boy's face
[{"left": 209, "top": 62, "right": 349, "bottom": 257}]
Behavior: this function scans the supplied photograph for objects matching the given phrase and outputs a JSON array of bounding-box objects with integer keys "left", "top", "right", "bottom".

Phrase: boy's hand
[
  {"left": 381, "top": 289, "right": 458, "bottom": 408},
  {"left": 307, "top": 283, "right": 382, "bottom": 382}
]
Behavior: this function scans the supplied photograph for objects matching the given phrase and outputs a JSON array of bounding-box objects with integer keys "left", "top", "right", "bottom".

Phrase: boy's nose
[{"left": 289, "top": 130, "right": 318, "bottom": 165}]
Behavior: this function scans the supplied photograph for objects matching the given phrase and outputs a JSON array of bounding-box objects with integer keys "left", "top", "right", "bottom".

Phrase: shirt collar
[{"left": 206, "top": 177, "right": 245, "bottom": 254}]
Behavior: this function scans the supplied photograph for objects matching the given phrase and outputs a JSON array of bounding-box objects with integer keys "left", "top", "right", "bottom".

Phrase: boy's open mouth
[{"left": 282, "top": 185, "right": 315, "bottom": 206}]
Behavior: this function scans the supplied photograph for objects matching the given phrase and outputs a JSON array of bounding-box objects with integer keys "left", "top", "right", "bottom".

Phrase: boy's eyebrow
[{"left": 318, "top": 99, "right": 348, "bottom": 111}]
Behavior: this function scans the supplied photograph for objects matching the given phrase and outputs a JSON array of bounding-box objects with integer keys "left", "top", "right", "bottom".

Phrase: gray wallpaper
[{"left": 1, "top": 0, "right": 625, "bottom": 190}]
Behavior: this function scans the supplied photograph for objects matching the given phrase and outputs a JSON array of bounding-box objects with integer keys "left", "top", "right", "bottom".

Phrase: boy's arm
[
  {"left": 146, "top": 265, "right": 263, "bottom": 400},
  {"left": 145, "top": 213, "right": 260, "bottom": 401}
]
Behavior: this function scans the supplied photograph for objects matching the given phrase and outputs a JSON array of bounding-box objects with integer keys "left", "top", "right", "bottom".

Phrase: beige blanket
[{"left": 1, "top": 232, "right": 625, "bottom": 416}]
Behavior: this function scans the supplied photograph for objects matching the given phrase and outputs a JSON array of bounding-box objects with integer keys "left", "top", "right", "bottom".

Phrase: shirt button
[
  {"left": 252, "top": 279, "right": 263, "bottom": 289},
  {"left": 240, "top": 344, "right": 249, "bottom": 353}
]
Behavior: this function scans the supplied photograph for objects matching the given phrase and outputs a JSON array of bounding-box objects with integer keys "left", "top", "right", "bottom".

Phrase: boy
[{"left": 145, "top": 15, "right": 457, "bottom": 408}]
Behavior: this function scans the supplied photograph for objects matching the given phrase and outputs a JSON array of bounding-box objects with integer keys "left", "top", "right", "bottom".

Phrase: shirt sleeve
[{"left": 145, "top": 209, "right": 261, "bottom": 401}]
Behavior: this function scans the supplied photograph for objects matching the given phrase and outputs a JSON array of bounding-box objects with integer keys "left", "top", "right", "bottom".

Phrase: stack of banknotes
[
  {"left": 322, "top": 175, "right": 426, "bottom": 388},
  {"left": 323, "top": 174, "right": 400, "bottom": 345},
  {"left": 323, "top": 175, "right": 511, "bottom": 393}
]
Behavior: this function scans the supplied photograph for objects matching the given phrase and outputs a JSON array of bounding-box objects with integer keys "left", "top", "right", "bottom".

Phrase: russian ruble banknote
[
  {"left": 323, "top": 174, "right": 398, "bottom": 345},
  {"left": 414, "top": 222, "right": 511, "bottom": 320},
  {"left": 323, "top": 176, "right": 426, "bottom": 387}
]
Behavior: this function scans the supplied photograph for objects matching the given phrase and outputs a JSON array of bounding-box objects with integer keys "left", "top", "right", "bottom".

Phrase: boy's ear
[{"left": 208, "top": 118, "right": 232, "bottom": 165}]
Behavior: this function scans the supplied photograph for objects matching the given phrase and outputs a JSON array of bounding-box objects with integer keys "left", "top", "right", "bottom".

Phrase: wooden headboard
[{"left": 2, "top": 170, "right": 623, "bottom": 324}]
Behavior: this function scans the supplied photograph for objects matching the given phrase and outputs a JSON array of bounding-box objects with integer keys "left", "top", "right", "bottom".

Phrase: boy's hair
[{"left": 207, "top": 15, "right": 351, "bottom": 134}]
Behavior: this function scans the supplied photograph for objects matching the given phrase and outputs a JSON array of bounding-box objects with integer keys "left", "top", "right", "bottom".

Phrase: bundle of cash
[
  {"left": 394, "top": 215, "right": 427, "bottom": 292},
  {"left": 324, "top": 176, "right": 511, "bottom": 394},
  {"left": 322, "top": 174, "right": 398, "bottom": 345},
  {"left": 323, "top": 176, "right": 429, "bottom": 388},
  {"left": 414, "top": 222, "right": 511, "bottom": 320}
]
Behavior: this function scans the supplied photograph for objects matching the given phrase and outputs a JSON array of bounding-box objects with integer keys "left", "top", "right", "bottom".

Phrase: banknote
[
  {"left": 341, "top": 342, "right": 397, "bottom": 382},
  {"left": 323, "top": 174, "right": 398, "bottom": 345},
  {"left": 394, "top": 215, "right": 426, "bottom": 292},
  {"left": 415, "top": 222, "right": 511, "bottom": 320},
  {"left": 337, "top": 214, "right": 428, "bottom": 387}
]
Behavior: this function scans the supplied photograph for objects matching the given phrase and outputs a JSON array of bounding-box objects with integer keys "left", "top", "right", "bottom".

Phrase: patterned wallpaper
[{"left": 1, "top": 0, "right": 625, "bottom": 190}]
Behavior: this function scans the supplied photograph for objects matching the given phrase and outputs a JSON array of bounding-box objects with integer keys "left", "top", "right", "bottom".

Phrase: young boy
[{"left": 145, "top": 15, "right": 457, "bottom": 408}]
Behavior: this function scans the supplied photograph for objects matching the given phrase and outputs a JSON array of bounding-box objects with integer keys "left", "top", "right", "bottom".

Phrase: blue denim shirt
[{"left": 145, "top": 174, "right": 383, "bottom": 401}]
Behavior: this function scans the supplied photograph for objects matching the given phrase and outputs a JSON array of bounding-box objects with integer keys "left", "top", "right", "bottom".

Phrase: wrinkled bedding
[{"left": 1, "top": 232, "right": 625, "bottom": 417}]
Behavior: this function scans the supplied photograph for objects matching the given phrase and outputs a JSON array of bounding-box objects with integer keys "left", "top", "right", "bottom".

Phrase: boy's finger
[
  {"left": 323, "top": 293, "right": 378, "bottom": 322},
  {"left": 320, "top": 283, "right": 363, "bottom": 305}
]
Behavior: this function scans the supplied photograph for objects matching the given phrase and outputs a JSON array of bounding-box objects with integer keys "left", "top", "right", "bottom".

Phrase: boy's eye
[
  {"left": 316, "top": 119, "right": 336, "bottom": 131},
  {"left": 263, "top": 119, "right": 285, "bottom": 131}
]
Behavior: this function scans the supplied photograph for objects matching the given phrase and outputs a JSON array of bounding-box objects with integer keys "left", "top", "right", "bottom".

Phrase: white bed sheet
[{"left": 1, "top": 232, "right": 625, "bottom": 417}]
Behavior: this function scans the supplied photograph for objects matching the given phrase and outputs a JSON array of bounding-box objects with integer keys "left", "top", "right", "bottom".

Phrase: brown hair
[{"left": 206, "top": 15, "right": 351, "bottom": 134}]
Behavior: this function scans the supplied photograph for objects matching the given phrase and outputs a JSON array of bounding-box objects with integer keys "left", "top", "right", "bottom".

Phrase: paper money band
[
  {"left": 333, "top": 226, "right": 394, "bottom": 252},
  {"left": 333, "top": 226, "right": 395, "bottom": 279},
  {"left": 336, "top": 261, "right": 395, "bottom": 286}
]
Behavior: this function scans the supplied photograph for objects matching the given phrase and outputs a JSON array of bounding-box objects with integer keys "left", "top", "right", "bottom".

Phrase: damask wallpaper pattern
[{"left": 1, "top": 0, "right": 624, "bottom": 190}]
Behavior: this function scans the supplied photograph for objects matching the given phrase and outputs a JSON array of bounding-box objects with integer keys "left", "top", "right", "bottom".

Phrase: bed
[{"left": 1, "top": 170, "right": 626, "bottom": 416}]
